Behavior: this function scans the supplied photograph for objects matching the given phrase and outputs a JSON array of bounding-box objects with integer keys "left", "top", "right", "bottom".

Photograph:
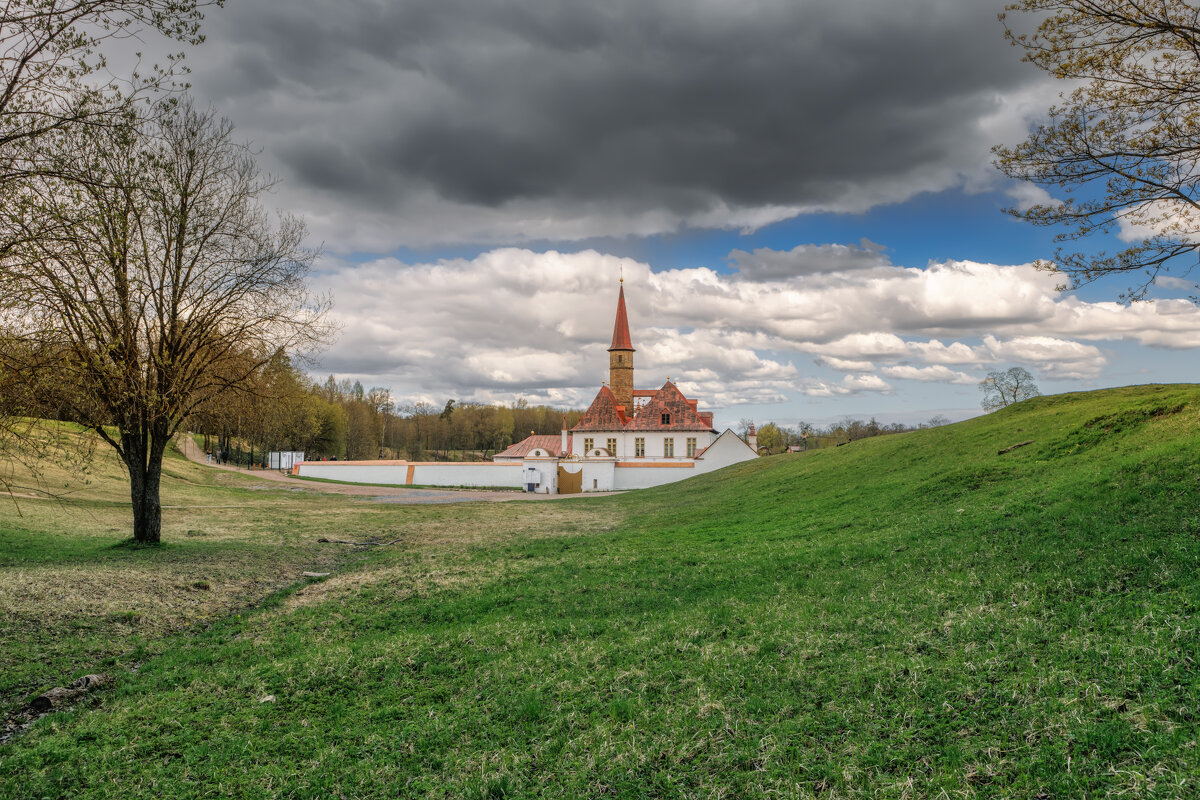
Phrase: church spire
[
  {"left": 607, "top": 281, "right": 635, "bottom": 415},
  {"left": 609, "top": 282, "right": 634, "bottom": 352}
]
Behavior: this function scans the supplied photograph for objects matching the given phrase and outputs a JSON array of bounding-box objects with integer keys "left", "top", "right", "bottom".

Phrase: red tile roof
[
  {"left": 494, "top": 434, "right": 564, "bottom": 459},
  {"left": 627, "top": 381, "right": 715, "bottom": 431},
  {"left": 572, "top": 384, "right": 628, "bottom": 431},
  {"left": 573, "top": 381, "right": 716, "bottom": 433},
  {"left": 608, "top": 283, "right": 634, "bottom": 352}
]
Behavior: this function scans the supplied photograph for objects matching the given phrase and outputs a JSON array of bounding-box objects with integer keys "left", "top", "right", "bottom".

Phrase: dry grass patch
[
  {"left": 1, "top": 425, "right": 630, "bottom": 720},
  {"left": 282, "top": 500, "right": 626, "bottom": 611},
  {"left": 1, "top": 564, "right": 311, "bottom": 635},
  {"left": 395, "top": 498, "right": 623, "bottom": 548}
]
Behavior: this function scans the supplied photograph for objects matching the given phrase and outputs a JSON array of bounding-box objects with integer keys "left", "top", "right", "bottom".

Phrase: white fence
[{"left": 268, "top": 451, "right": 305, "bottom": 470}]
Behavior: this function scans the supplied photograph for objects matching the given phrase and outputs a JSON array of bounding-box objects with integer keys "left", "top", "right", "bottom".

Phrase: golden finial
[{"left": 619, "top": 264, "right": 623, "bottom": 284}]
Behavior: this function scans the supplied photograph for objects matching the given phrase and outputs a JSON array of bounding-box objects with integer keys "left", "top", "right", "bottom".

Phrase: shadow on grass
[
  {"left": 0, "top": 526, "right": 294, "bottom": 570},
  {"left": 108, "top": 538, "right": 166, "bottom": 551}
]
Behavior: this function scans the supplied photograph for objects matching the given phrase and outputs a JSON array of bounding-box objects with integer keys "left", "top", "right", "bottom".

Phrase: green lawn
[{"left": 2, "top": 385, "right": 1199, "bottom": 797}]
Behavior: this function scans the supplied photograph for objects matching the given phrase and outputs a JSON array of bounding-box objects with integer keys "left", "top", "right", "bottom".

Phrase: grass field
[{"left": 2, "top": 385, "right": 1199, "bottom": 798}]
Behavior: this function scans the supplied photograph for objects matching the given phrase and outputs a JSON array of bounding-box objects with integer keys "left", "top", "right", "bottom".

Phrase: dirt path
[{"left": 174, "top": 436, "right": 612, "bottom": 503}]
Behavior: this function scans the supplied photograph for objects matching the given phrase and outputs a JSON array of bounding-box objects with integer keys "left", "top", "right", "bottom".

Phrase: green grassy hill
[{"left": 2, "top": 385, "right": 1199, "bottom": 798}]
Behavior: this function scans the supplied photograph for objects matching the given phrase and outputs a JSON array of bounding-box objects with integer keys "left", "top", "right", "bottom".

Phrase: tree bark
[{"left": 124, "top": 431, "right": 165, "bottom": 545}]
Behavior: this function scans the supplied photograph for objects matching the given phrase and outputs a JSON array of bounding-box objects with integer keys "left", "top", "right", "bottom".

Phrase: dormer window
[{"left": 661, "top": 413, "right": 670, "bottom": 425}]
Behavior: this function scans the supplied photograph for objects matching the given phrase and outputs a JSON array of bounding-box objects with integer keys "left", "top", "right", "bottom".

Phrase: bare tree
[
  {"left": 0, "top": 0, "right": 216, "bottom": 188},
  {"left": 979, "top": 367, "right": 1041, "bottom": 411},
  {"left": 995, "top": 1, "right": 1200, "bottom": 299},
  {"left": 0, "top": 1, "right": 218, "bottom": 501},
  {"left": 0, "top": 99, "right": 332, "bottom": 543}
]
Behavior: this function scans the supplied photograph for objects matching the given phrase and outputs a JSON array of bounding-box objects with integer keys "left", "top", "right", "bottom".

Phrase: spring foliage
[{"left": 995, "top": 0, "right": 1200, "bottom": 298}]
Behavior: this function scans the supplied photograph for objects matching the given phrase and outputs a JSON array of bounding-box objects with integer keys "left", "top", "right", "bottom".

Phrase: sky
[{"left": 122, "top": 0, "right": 1200, "bottom": 429}]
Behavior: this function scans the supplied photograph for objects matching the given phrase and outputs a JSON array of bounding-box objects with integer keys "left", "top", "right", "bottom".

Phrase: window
[
  {"left": 635, "top": 437, "right": 645, "bottom": 457},
  {"left": 606, "top": 438, "right": 617, "bottom": 455},
  {"left": 583, "top": 437, "right": 593, "bottom": 453},
  {"left": 686, "top": 437, "right": 697, "bottom": 457},
  {"left": 662, "top": 412, "right": 671, "bottom": 425},
  {"left": 664, "top": 438, "right": 674, "bottom": 457}
]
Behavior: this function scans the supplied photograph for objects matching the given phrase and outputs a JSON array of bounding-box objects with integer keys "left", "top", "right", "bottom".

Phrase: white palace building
[{"left": 296, "top": 282, "right": 758, "bottom": 493}]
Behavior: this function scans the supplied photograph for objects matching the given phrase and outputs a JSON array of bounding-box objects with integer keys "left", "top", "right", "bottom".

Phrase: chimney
[
  {"left": 561, "top": 414, "right": 568, "bottom": 456},
  {"left": 748, "top": 423, "right": 758, "bottom": 453}
]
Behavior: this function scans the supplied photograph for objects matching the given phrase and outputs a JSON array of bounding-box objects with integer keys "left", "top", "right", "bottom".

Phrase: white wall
[
  {"left": 297, "top": 461, "right": 524, "bottom": 488},
  {"left": 297, "top": 463, "right": 406, "bottom": 483},
  {"left": 582, "top": 460, "right": 615, "bottom": 491},
  {"left": 522, "top": 458, "right": 558, "bottom": 493},
  {"left": 693, "top": 429, "right": 759, "bottom": 472},
  {"left": 413, "top": 463, "right": 525, "bottom": 488},
  {"left": 572, "top": 430, "right": 715, "bottom": 459},
  {"left": 613, "top": 463, "right": 696, "bottom": 490},
  {"left": 611, "top": 430, "right": 755, "bottom": 490}
]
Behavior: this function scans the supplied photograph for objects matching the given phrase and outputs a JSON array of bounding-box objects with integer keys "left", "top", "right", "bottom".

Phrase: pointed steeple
[
  {"left": 608, "top": 281, "right": 634, "bottom": 352},
  {"left": 607, "top": 280, "right": 635, "bottom": 414}
]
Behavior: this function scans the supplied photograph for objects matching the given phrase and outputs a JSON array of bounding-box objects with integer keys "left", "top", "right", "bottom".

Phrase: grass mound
[{"left": 2, "top": 385, "right": 1199, "bottom": 797}]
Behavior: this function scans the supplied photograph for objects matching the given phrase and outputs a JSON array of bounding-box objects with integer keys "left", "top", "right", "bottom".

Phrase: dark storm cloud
[
  {"left": 729, "top": 240, "right": 893, "bottom": 280},
  {"left": 185, "top": 0, "right": 1047, "bottom": 246}
]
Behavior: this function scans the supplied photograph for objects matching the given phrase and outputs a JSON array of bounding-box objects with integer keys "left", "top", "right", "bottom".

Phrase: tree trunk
[{"left": 124, "top": 431, "right": 166, "bottom": 544}]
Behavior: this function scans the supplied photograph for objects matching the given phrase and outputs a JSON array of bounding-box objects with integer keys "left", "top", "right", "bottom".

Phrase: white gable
[{"left": 694, "top": 428, "right": 758, "bottom": 471}]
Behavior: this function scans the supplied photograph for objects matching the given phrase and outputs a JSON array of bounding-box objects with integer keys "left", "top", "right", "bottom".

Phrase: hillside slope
[{"left": 2, "top": 385, "right": 1199, "bottom": 798}]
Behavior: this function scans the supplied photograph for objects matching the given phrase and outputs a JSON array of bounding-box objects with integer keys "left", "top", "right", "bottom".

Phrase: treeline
[
  {"left": 189, "top": 358, "right": 583, "bottom": 465},
  {"left": 187, "top": 357, "right": 954, "bottom": 464},
  {"left": 748, "top": 414, "right": 950, "bottom": 454}
]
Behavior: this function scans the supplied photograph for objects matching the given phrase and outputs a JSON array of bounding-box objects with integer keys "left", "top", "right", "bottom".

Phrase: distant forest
[{"left": 184, "top": 358, "right": 584, "bottom": 465}]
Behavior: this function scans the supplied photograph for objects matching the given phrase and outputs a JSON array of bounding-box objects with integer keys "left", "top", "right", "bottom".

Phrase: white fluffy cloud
[
  {"left": 1115, "top": 200, "right": 1200, "bottom": 244},
  {"left": 815, "top": 356, "right": 877, "bottom": 372},
  {"left": 881, "top": 365, "right": 977, "bottom": 384},
  {"left": 978, "top": 335, "right": 1106, "bottom": 380},
  {"left": 1156, "top": 276, "right": 1197, "bottom": 291},
  {"left": 796, "top": 374, "right": 893, "bottom": 398},
  {"left": 311, "top": 247, "right": 1200, "bottom": 413},
  {"left": 1005, "top": 183, "right": 1062, "bottom": 213}
]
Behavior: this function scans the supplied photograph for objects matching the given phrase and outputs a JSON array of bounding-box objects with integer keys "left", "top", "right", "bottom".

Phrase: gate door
[{"left": 557, "top": 465, "right": 582, "bottom": 494}]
